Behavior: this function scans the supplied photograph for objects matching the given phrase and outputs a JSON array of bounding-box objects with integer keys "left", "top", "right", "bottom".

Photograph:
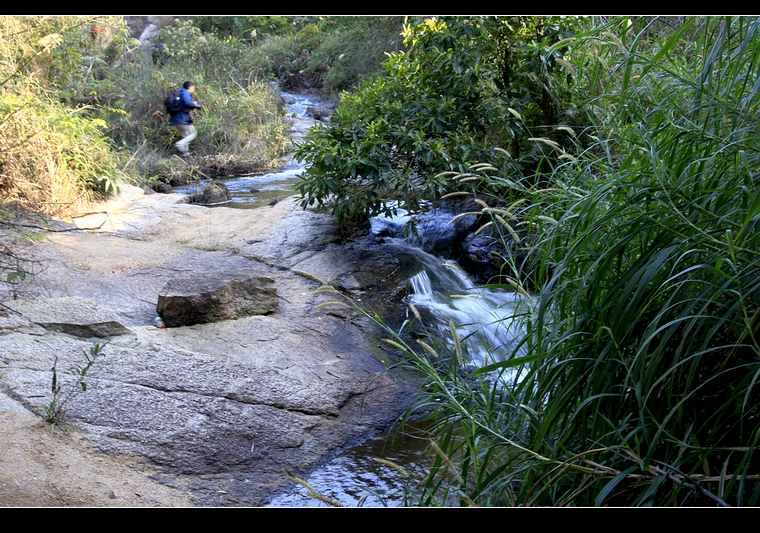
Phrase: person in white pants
[{"left": 168, "top": 81, "right": 202, "bottom": 156}]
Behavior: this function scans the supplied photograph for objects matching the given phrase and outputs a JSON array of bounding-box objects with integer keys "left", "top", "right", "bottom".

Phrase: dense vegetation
[
  {"left": 296, "top": 16, "right": 581, "bottom": 227},
  {"left": 0, "top": 15, "right": 403, "bottom": 221},
  {"left": 2, "top": 15, "right": 759, "bottom": 507},
  {"left": 312, "top": 16, "right": 760, "bottom": 507}
]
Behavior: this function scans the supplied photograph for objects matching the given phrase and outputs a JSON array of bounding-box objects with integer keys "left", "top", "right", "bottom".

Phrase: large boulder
[
  {"left": 156, "top": 271, "right": 277, "bottom": 327},
  {"left": 306, "top": 104, "right": 334, "bottom": 122}
]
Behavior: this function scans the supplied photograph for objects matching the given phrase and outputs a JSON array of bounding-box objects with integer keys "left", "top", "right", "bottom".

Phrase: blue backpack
[{"left": 164, "top": 89, "right": 183, "bottom": 115}]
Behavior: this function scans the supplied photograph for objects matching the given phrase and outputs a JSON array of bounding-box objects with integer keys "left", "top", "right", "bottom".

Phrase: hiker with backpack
[{"left": 165, "top": 81, "right": 202, "bottom": 156}]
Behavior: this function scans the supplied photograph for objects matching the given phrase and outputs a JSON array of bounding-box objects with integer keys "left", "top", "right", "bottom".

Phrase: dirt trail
[{"left": 0, "top": 409, "right": 196, "bottom": 507}]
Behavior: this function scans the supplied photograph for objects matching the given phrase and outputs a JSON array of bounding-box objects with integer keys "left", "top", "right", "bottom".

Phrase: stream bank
[{"left": 0, "top": 183, "right": 421, "bottom": 507}]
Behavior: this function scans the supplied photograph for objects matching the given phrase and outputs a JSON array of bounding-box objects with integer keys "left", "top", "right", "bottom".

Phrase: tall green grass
[
  {"left": 0, "top": 16, "right": 131, "bottom": 217},
  {"left": 387, "top": 16, "right": 760, "bottom": 506}
]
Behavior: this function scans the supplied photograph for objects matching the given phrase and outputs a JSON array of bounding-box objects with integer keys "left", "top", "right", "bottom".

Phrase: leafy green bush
[
  {"left": 256, "top": 16, "right": 404, "bottom": 95},
  {"left": 0, "top": 77, "right": 127, "bottom": 216},
  {"left": 157, "top": 20, "right": 271, "bottom": 87},
  {"left": 0, "top": 16, "right": 134, "bottom": 216},
  {"left": 294, "top": 16, "right": 581, "bottom": 228}
]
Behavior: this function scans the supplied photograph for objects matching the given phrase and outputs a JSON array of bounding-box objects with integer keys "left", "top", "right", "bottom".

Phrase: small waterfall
[
  {"left": 381, "top": 237, "right": 529, "bottom": 373},
  {"left": 262, "top": 94, "right": 531, "bottom": 506},
  {"left": 409, "top": 270, "right": 433, "bottom": 295}
]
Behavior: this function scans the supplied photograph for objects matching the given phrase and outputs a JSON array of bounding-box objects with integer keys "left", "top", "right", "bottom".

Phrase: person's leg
[{"left": 174, "top": 124, "right": 197, "bottom": 155}]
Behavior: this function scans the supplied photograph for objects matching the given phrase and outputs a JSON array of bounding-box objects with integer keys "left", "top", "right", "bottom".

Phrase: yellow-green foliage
[
  {"left": 102, "top": 19, "right": 289, "bottom": 180},
  {"left": 0, "top": 86, "right": 122, "bottom": 216},
  {"left": 0, "top": 16, "right": 127, "bottom": 218}
]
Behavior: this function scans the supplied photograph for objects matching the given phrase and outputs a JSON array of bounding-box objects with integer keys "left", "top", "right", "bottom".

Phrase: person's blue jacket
[{"left": 169, "top": 87, "right": 200, "bottom": 126}]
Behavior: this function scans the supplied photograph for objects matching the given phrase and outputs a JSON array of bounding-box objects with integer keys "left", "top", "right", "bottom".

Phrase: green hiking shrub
[{"left": 294, "top": 16, "right": 582, "bottom": 229}]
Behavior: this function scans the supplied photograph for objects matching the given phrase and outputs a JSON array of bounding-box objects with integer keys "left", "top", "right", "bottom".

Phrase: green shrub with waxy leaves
[{"left": 294, "top": 16, "right": 582, "bottom": 229}]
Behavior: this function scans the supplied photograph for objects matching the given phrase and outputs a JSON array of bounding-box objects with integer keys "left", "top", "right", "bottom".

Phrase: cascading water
[
  {"left": 268, "top": 208, "right": 530, "bottom": 507},
  {"left": 372, "top": 207, "right": 529, "bottom": 373},
  {"left": 407, "top": 262, "right": 527, "bottom": 364}
]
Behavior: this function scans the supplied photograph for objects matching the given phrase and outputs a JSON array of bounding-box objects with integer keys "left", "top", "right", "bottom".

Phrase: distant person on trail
[
  {"left": 152, "top": 42, "right": 169, "bottom": 65},
  {"left": 167, "top": 80, "right": 202, "bottom": 157}
]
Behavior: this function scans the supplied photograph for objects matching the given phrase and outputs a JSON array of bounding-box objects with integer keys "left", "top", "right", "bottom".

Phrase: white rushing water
[
  {"left": 373, "top": 207, "right": 530, "bottom": 370},
  {"left": 407, "top": 266, "right": 527, "bottom": 365},
  {"left": 268, "top": 209, "right": 530, "bottom": 507}
]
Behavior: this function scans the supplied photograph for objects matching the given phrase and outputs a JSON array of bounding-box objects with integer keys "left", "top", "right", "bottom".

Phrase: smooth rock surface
[
  {"left": 0, "top": 186, "right": 418, "bottom": 506},
  {"left": 2, "top": 297, "right": 131, "bottom": 338}
]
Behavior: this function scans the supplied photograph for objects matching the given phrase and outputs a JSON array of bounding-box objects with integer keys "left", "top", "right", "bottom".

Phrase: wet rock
[
  {"left": 306, "top": 104, "right": 334, "bottom": 121},
  {"left": 267, "top": 195, "right": 285, "bottom": 207},
  {"left": 156, "top": 271, "right": 278, "bottom": 327},
  {"left": 458, "top": 220, "right": 539, "bottom": 287},
  {"left": 169, "top": 174, "right": 192, "bottom": 187},
  {"left": 192, "top": 180, "right": 231, "bottom": 205}
]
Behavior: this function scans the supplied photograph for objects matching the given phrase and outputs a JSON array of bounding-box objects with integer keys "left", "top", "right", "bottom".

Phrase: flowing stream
[
  {"left": 376, "top": 233, "right": 529, "bottom": 371},
  {"left": 173, "top": 91, "right": 312, "bottom": 208},
  {"left": 179, "top": 92, "right": 527, "bottom": 506}
]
